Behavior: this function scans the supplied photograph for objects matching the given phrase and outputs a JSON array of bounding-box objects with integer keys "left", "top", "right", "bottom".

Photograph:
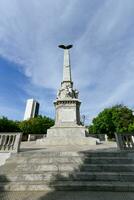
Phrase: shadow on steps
[
  {"left": 37, "top": 150, "right": 134, "bottom": 200},
  {"left": 0, "top": 175, "right": 10, "bottom": 200},
  {"left": 1, "top": 148, "right": 134, "bottom": 200}
]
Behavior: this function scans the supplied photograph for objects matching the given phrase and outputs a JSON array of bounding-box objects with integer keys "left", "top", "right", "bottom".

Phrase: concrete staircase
[{"left": 0, "top": 150, "right": 134, "bottom": 191}]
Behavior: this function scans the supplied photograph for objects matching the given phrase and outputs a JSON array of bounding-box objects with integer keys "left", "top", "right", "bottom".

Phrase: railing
[
  {"left": 27, "top": 134, "right": 45, "bottom": 141},
  {"left": 0, "top": 133, "right": 22, "bottom": 153},
  {"left": 115, "top": 133, "right": 134, "bottom": 150},
  {"left": 87, "top": 133, "right": 108, "bottom": 141}
]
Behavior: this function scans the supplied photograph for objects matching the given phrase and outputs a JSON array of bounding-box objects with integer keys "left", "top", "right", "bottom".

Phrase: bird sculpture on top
[{"left": 58, "top": 44, "right": 73, "bottom": 49}]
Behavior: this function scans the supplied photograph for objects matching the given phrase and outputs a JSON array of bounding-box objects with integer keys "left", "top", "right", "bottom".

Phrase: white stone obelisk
[
  {"left": 63, "top": 49, "right": 72, "bottom": 82},
  {"left": 53, "top": 45, "right": 81, "bottom": 127}
]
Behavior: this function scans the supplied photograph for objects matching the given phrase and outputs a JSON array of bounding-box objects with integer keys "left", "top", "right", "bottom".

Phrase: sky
[{"left": 0, "top": 0, "right": 134, "bottom": 124}]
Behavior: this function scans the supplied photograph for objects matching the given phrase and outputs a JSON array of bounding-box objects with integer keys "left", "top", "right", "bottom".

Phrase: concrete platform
[{"left": 20, "top": 141, "right": 117, "bottom": 152}]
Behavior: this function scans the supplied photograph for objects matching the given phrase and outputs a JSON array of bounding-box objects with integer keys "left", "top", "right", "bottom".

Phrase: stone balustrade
[
  {"left": 0, "top": 133, "right": 22, "bottom": 153},
  {"left": 87, "top": 133, "right": 108, "bottom": 142},
  {"left": 27, "top": 134, "right": 45, "bottom": 141},
  {"left": 115, "top": 133, "right": 134, "bottom": 150}
]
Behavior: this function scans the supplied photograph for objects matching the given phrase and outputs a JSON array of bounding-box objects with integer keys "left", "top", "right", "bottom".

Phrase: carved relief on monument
[{"left": 57, "top": 85, "right": 79, "bottom": 100}]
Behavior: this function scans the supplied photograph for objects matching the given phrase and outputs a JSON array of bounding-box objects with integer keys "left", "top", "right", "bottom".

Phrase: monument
[{"left": 37, "top": 45, "right": 98, "bottom": 145}]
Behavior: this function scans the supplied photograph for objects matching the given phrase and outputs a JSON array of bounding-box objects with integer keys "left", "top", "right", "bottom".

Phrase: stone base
[
  {"left": 47, "top": 126, "right": 86, "bottom": 138},
  {"left": 36, "top": 126, "right": 99, "bottom": 146}
]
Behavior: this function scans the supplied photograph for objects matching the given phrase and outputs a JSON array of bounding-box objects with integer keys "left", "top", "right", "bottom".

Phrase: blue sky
[{"left": 0, "top": 0, "right": 134, "bottom": 123}]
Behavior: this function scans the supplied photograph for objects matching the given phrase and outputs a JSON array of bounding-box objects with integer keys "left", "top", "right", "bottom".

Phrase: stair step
[
  {"left": 0, "top": 181, "right": 134, "bottom": 192},
  {"left": 10, "top": 151, "right": 134, "bottom": 158},
  {"left": 6, "top": 157, "right": 134, "bottom": 164},
  {"left": 1, "top": 172, "right": 134, "bottom": 182},
  {"left": 12, "top": 163, "right": 134, "bottom": 172},
  {"left": 1, "top": 150, "right": 134, "bottom": 192}
]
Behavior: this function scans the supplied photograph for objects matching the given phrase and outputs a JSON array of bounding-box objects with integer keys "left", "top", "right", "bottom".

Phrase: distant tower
[{"left": 23, "top": 99, "right": 40, "bottom": 120}]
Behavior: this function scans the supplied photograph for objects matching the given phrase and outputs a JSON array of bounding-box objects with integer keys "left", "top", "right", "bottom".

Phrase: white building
[{"left": 23, "top": 99, "right": 40, "bottom": 120}]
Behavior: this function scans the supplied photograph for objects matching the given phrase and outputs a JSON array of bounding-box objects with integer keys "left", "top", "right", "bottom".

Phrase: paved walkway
[
  {"left": 20, "top": 141, "right": 118, "bottom": 152},
  {"left": 0, "top": 191, "right": 134, "bottom": 200},
  {"left": 0, "top": 141, "right": 118, "bottom": 167}
]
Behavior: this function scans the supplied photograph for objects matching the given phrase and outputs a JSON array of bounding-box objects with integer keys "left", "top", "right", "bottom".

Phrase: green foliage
[
  {"left": 111, "top": 105, "right": 133, "bottom": 133},
  {"left": 128, "top": 123, "right": 134, "bottom": 132},
  {"left": 0, "top": 117, "right": 20, "bottom": 132},
  {"left": 89, "top": 105, "right": 134, "bottom": 138},
  {"left": 19, "top": 115, "right": 54, "bottom": 135},
  {"left": 0, "top": 115, "right": 54, "bottom": 135}
]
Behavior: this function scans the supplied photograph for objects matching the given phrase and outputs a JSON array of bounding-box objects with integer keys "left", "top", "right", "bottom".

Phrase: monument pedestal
[
  {"left": 37, "top": 126, "right": 99, "bottom": 146},
  {"left": 47, "top": 126, "right": 86, "bottom": 138}
]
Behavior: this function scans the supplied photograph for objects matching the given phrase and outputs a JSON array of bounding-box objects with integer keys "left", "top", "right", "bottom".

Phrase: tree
[
  {"left": 128, "top": 123, "right": 134, "bottom": 132},
  {"left": 0, "top": 117, "right": 20, "bottom": 132},
  {"left": 89, "top": 105, "right": 134, "bottom": 138},
  {"left": 111, "top": 105, "right": 134, "bottom": 133},
  {"left": 89, "top": 108, "right": 115, "bottom": 138},
  {"left": 19, "top": 115, "right": 54, "bottom": 135}
]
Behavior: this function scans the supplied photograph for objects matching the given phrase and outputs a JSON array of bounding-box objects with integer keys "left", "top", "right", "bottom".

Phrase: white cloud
[{"left": 0, "top": 0, "right": 134, "bottom": 122}]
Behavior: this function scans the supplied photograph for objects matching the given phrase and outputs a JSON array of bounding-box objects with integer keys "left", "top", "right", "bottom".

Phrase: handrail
[
  {"left": 115, "top": 133, "right": 134, "bottom": 150},
  {"left": 0, "top": 133, "right": 22, "bottom": 153}
]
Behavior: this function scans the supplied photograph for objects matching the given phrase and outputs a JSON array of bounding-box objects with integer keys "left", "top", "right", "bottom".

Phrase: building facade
[{"left": 23, "top": 99, "right": 39, "bottom": 120}]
